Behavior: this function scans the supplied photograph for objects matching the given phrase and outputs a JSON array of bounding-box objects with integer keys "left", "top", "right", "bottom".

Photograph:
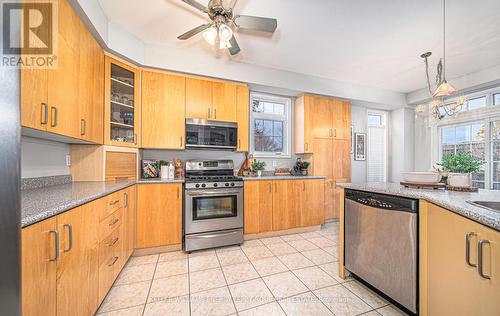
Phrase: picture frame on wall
[
  {"left": 354, "top": 133, "right": 366, "bottom": 161},
  {"left": 350, "top": 126, "right": 354, "bottom": 154}
]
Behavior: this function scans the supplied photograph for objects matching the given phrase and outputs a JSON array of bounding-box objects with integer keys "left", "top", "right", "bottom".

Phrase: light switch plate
[{"left": 66, "top": 154, "right": 71, "bottom": 166}]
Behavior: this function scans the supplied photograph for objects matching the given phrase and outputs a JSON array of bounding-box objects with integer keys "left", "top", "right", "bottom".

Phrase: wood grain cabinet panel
[
  {"left": 136, "top": 184, "right": 182, "bottom": 248},
  {"left": 300, "top": 180, "right": 325, "bottom": 227},
  {"left": 22, "top": 217, "right": 58, "bottom": 316},
  {"left": 125, "top": 185, "right": 136, "bottom": 256},
  {"left": 141, "top": 70, "right": 186, "bottom": 149},
  {"left": 236, "top": 85, "right": 249, "bottom": 151},
  {"left": 311, "top": 96, "right": 334, "bottom": 139},
  {"left": 243, "top": 180, "right": 273, "bottom": 234},
  {"left": 186, "top": 78, "right": 212, "bottom": 119},
  {"left": 324, "top": 180, "right": 335, "bottom": 220},
  {"left": 212, "top": 82, "right": 237, "bottom": 121},
  {"left": 272, "top": 180, "right": 301, "bottom": 231},
  {"left": 425, "top": 203, "right": 500, "bottom": 316},
  {"left": 56, "top": 203, "right": 100, "bottom": 316}
]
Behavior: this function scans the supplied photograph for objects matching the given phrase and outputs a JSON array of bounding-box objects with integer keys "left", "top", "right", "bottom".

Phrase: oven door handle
[
  {"left": 186, "top": 189, "right": 242, "bottom": 196},
  {"left": 189, "top": 230, "right": 242, "bottom": 239}
]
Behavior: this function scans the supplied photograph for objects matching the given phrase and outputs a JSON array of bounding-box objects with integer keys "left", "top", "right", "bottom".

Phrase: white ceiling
[{"left": 97, "top": 0, "right": 500, "bottom": 94}]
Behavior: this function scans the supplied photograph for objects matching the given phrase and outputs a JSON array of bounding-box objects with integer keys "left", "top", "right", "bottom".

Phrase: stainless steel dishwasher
[{"left": 344, "top": 189, "right": 418, "bottom": 314}]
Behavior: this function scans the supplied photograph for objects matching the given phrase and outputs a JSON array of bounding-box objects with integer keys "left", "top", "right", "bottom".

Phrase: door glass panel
[{"left": 193, "top": 195, "right": 237, "bottom": 220}]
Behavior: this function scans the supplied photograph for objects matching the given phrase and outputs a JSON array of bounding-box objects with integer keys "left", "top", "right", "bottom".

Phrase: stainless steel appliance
[
  {"left": 184, "top": 160, "right": 243, "bottom": 251},
  {"left": 344, "top": 189, "right": 418, "bottom": 314},
  {"left": 185, "top": 118, "right": 237, "bottom": 150}
]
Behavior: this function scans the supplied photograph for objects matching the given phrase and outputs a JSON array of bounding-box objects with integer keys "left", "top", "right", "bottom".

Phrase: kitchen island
[{"left": 335, "top": 183, "right": 500, "bottom": 316}]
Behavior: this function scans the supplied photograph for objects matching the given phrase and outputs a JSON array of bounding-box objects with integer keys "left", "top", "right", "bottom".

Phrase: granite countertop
[
  {"left": 136, "top": 178, "right": 185, "bottom": 184},
  {"left": 242, "top": 175, "right": 326, "bottom": 181},
  {"left": 22, "top": 181, "right": 136, "bottom": 228},
  {"left": 337, "top": 182, "right": 500, "bottom": 232}
]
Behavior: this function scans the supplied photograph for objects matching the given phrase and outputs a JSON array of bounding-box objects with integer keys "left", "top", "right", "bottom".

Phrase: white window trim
[
  {"left": 249, "top": 92, "right": 292, "bottom": 158},
  {"left": 367, "top": 110, "right": 388, "bottom": 182}
]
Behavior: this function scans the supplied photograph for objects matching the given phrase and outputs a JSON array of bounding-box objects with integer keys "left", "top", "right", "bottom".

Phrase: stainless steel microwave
[{"left": 185, "top": 118, "right": 237, "bottom": 150}]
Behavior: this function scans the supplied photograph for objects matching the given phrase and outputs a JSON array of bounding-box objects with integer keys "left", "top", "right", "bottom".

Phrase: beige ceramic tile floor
[{"left": 96, "top": 222, "right": 409, "bottom": 316}]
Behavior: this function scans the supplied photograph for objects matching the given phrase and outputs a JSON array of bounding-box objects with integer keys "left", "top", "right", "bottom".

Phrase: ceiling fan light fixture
[
  {"left": 218, "top": 23, "right": 233, "bottom": 42},
  {"left": 203, "top": 26, "right": 218, "bottom": 45},
  {"left": 433, "top": 80, "right": 456, "bottom": 97},
  {"left": 219, "top": 39, "right": 232, "bottom": 49}
]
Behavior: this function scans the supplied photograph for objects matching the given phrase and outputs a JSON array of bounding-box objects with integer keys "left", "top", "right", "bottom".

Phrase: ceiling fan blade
[
  {"left": 233, "top": 15, "right": 277, "bottom": 33},
  {"left": 177, "top": 23, "right": 212, "bottom": 40},
  {"left": 228, "top": 35, "right": 241, "bottom": 55},
  {"left": 181, "top": 0, "right": 208, "bottom": 13}
]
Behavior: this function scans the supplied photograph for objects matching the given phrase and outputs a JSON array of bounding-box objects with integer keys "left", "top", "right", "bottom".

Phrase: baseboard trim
[
  {"left": 132, "top": 243, "right": 182, "bottom": 256},
  {"left": 244, "top": 225, "right": 321, "bottom": 240}
]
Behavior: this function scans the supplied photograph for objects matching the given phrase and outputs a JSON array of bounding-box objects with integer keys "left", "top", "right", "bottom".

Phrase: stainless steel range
[{"left": 184, "top": 160, "right": 244, "bottom": 252}]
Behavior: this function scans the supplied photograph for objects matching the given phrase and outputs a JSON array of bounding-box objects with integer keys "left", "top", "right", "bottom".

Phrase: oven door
[
  {"left": 185, "top": 121, "right": 237, "bottom": 150},
  {"left": 185, "top": 188, "right": 243, "bottom": 234}
]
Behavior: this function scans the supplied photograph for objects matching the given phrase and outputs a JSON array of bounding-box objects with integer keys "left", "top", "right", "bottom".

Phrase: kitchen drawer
[
  {"left": 98, "top": 225, "right": 122, "bottom": 265},
  {"left": 99, "top": 208, "right": 123, "bottom": 240},
  {"left": 99, "top": 190, "right": 124, "bottom": 221},
  {"left": 98, "top": 242, "right": 123, "bottom": 302}
]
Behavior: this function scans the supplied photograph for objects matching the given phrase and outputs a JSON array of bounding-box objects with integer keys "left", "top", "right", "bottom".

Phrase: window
[
  {"left": 493, "top": 93, "right": 500, "bottom": 106},
  {"left": 440, "top": 123, "right": 486, "bottom": 188},
  {"left": 466, "top": 96, "right": 487, "bottom": 111},
  {"left": 492, "top": 120, "right": 500, "bottom": 189},
  {"left": 367, "top": 112, "right": 387, "bottom": 182},
  {"left": 250, "top": 92, "right": 291, "bottom": 157}
]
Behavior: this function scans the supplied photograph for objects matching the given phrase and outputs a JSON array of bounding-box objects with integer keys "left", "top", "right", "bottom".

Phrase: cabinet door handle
[
  {"left": 478, "top": 239, "right": 491, "bottom": 279},
  {"left": 329, "top": 129, "right": 333, "bottom": 137},
  {"left": 214, "top": 108, "right": 217, "bottom": 119},
  {"left": 109, "top": 237, "right": 119, "bottom": 247},
  {"left": 238, "top": 139, "right": 241, "bottom": 149},
  {"left": 268, "top": 183, "right": 272, "bottom": 193},
  {"left": 177, "top": 187, "right": 180, "bottom": 199},
  {"left": 334, "top": 129, "right": 337, "bottom": 138},
  {"left": 124, "top": 192, "right": 128, "bottom": 207},
  {"left": 465, "top": 232, "right": 477, "bottom": 267},
  {"left": 208, "top": 108, "right": 211, "bottom": 118},
  {"left": 63, "top": 224, "right": 72, "bottom": 252},
  {"left": 274, "top": 183, "right": 277, "bottom": 192},
  {"left": 49, "top": 229, "right": 59, "bottom": 261},
  {"left": 303, "top": 182, "right": 306, "bottom": 191},
  {"left": 109, "top": 200, "right": 119, "bottom": 206},
  {"left": 50, "top": 106, "right": 58, "bottom": 127},
  {"left": 109, "top": 218, "right": 119, "bottom": 227},
  {"left": 108, "top": 256, "right": 119, "bottom": 267},
  {"left": 180, "top": 136, "right": 183, "bottom": 148},
  {"left": 41, "top": 103, "right": 48, "bottom": 125},
  {"left": 80, "top": 119, "right": 86, "bottom": 135}
]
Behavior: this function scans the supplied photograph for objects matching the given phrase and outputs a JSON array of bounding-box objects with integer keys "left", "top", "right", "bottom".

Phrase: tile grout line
[
  {"left": 187, "top": 253, "right": 192, "bottom": 316},
  {"left": 141, "top": 254, "right": 160, "bottom": 316},
  {"left": 214, "top": 248, "right": 239, "bottom": 315}
]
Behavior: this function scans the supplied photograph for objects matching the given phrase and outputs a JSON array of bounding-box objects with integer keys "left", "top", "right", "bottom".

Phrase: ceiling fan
[{"left": 177, "top": 0, "right": 278, "bottom": 55}]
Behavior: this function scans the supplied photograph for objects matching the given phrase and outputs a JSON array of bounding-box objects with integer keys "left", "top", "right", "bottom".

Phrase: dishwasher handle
[{"left": 345, "top": 189, "right": 418, "bottom": 212}]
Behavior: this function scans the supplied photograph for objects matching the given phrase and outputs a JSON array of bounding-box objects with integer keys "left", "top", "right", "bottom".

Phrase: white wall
[
  {"left": 350, "top": 105, "right": 367, "bottom": 183},
  {"left": 21, "top": 137, "right": 70, "bottom": 178},
  {"left": 414, "top": 115, "right": 432, "bottom": 171},
  {"left": 390, "top": 108, "right": 415, "bottom": 182}
]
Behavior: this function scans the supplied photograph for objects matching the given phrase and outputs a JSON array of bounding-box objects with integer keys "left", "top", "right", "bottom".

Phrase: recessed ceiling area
[{"left": 95, "top": 0, "right": 500, "bottom": 96}]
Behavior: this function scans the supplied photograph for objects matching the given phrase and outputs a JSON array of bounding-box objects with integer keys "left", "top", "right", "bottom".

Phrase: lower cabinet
[
  {"left": 136, "top": 183, "right": 182, "bottom": 249},
  {"left": 424, "top": 202, "right": 499, "bottom": 316},
  {"left": 22, "top": 186, "right": 135, "bottom": 316},
  {"left": 244, "top": 179, "right": 325, "bottom": 234}
]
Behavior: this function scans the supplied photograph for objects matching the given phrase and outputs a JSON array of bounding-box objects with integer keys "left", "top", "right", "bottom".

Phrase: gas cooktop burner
[{"left": 185, "top": 175, "right": 241, "bottom": 182}]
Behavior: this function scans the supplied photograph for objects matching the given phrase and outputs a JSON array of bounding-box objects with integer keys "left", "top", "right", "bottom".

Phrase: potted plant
[
  {"left": 293, "top": 158, "right": 310, "bottom": 176},
  {"left": 441, "top": 153, "right": 484, "bottom": 188},
  {"left": 158, "top": 160, "right": 169, "bottom": 179},
  {"left": 251, "top": 160, "right": 266, "bottom": 177}
]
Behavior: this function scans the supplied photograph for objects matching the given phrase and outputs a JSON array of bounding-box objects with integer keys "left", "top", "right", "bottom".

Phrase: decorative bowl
[{"left": 401, "top": 172, "right": 442, "bottom": 184}]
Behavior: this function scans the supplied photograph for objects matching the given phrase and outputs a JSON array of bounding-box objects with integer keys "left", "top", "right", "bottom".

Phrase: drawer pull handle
[
  {"left": 109, "top": 218, "right": 119, "bottom": 227},
  {"left": 41, "top": 103, "right": 48, "bottom": 125},
  {"left": 49, "top": 229, "right": 59, "bottom": 261},
  {"left": 63, "top": 224, "right": 73, "bottom": 253},
  {"left": 109, "top": 237, "right": 119, "bottom": 247},
  {"left": 478, "top": 239, "right": 491, "bottom": 279},
  {"left": 465, "top": 232, "right": 477, "bottom": 267},
  {"left": 50, "top": 106, "right": 58, "bottom": 127},
  {"left": 108, "top": 256, "right": 119, "bottom": 267},
  {"left": 109, "top": 200, "right": 119, "bottom": 206}
]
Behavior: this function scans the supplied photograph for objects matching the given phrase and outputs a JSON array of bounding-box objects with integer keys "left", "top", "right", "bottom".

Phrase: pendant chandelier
[{"left": 415, "top": 0, "right": 465, "bottom": 119}]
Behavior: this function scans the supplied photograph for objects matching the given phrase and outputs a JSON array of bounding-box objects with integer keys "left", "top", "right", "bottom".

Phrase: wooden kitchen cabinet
[
  {"left": 56, "top": 202, "right": 100, "bottom": 316},
  {"left": 312, "top": 138, "right": 334, "bottom": 179},
  {"left": 294, "top": 94, "right": 314, "bottom": 153},
  {"left": 125, "top": 185, "right": 137, "bottom": 256},
  {"left": 236, "top": 85, "right": 250, "bottom": 152},
  {"left": 324, "top": 180, "right": 336, "bottom": 220},
  {"left": 136, "top": 184, "right": 183, "bottom": 248},
  {"left": 244, "top": 180, "right": 273, "bottom": 234},
  {"left": 22, "top": 217, "right": 57, "bottom": 316},
  {"left": 311, "top": 96, "right": 334, "bottom": 139},
  {"left": 244, "top": 179, "right": 325, "bottom": 234},
  {"left": 141, "top": 70, "right": 186, "bottom": 149},
  {"left": 423, "top": 202, "right": 500, "bottom": 316},
  {"left": 20, "top": 0, "right": 104, "bottom": 143},
  {"left": 212, "top": 82, "right": 237, "bottom": 121},
  {"left": 186, "top": 77, "right": 213, "bottom": 119},
  {"left": 300, "top": 179, "right": 325, "bottom": 227},
  {"left": 272, "top": 180, "right": 301, "bottom": 231}
]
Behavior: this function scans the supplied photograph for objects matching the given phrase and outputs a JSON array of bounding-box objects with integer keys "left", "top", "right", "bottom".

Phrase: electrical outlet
[
  {"left": 272, "top": 160, "right": 277, "bottom": 167},
  {"left": 66, "top": 154, "right": 71, "bottom": 166}
]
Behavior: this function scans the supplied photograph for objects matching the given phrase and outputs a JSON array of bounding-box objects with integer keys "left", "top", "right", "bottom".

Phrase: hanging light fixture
[
  {"left": 417, "top": 0, "right": 464, "bottom": 120},
  {"left": 202, "top": 22, "right": 234, "bottom": 51}
]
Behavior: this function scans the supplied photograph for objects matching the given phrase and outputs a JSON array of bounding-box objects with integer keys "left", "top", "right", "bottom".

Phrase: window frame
[
  {"left": 249, "top": 92, "right": 292, "bottom": 158},
  {"left": 366, "top": 110, "right": 388, "bottom": 182}
]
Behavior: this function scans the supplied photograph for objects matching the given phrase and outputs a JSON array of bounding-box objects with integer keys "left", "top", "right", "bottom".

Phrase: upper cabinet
[
  {"left": 141, "top": 70, "right": 186, "bottom": 149},
  {"left": 104, "top": 57, "right": 140, "bottom": 147},
  {"left": 20, "top": 0, "right": 103, "bottom": 143},
  {"left": 185, "top": 77, "right": 239, "bottom": 122},
  {"left": 236, "top": 85, "right": 250, "bottom": 152}
]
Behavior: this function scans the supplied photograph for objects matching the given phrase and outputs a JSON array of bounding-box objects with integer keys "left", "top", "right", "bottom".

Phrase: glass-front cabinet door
[{"left": 105, "top": 56, "right": 139, "bottom": 147}]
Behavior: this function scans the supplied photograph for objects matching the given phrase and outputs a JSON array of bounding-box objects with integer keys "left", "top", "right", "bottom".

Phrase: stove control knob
[
  {"left": 231, "top": 183, "right": 235, "bottom": 187},
  {"left": 201, "top": 184, "right": 206, "bottom": 188},
  {"left": 195, "top": 184, "right": 200, "bottom": 188},
  {"left": 225, "top": 183, "right": 229, "bottom": 187},
  {"left": 213, "top": 183, "right": 218, "bottom": 187}
]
